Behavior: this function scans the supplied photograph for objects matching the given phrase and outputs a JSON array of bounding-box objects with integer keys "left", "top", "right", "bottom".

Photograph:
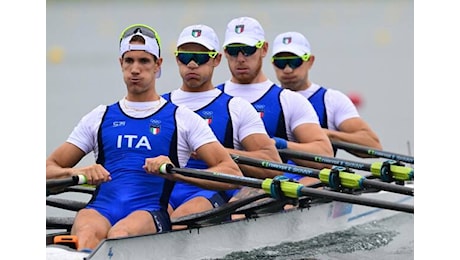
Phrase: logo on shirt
[
  {"left": 113, "top": 121, "right": 126, "bottom": 127},
  {"left": 150, "top": 119, "right": 161, "bottom": 135},
  {"left": 202, "top": 110, "right": 213, "bottom": 125}
]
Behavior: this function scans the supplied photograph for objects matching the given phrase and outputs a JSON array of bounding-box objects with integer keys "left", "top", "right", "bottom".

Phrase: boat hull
[{"left": 83, "top": 189, "right": 413, "bottom": 260}]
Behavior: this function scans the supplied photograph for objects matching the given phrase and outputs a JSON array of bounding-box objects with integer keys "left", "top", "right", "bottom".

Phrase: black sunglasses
[
  {"left": 175, "top": 51, "right": 218, "bottom": 66},
  {"left": 224, "top": 41, "right": 264, "bottom": 57},
  {"left": 271, "top": 54, "right": 310, "bottom": 70}
]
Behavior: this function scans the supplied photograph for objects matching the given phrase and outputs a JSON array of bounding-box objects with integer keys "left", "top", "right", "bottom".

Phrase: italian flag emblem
[
  {"left": 150, "top": 126, "right": 160, "bottom": 135},
  {"left": 235, "top": 25, "right": 244, "bottom": 34},
  {"left": 192, "top": 29, "right": 201, "bottom": 38},
  {"left": 283, "top": 37, "right": 292, "bottom": 45}
]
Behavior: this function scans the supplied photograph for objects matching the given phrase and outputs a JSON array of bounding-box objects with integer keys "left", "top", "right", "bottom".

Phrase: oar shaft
[
  {"left": 46, "top": 175, "right": 87, "bottom": 196},
  {"left": 46, "top": 175, "right": 87, "bottom": 189},
  {"left": 298, "top": 186, "right": 413, "bottom": 213},
  {"left": 166, "top": 165, "right": 263, "bottom": 188},
  {"left": 231, "top": 154, "right": 413, "bottom": 196},
  {"left": 331, "top": 140, "right": 414, "bottom": 164},
  {"left": 163, "top": 165, "right": 413, "bottom": 214},
  {"left": 361, "top": 179, "right": 414, "bottom": 196},
  {"left": 46, "top": 197, "right": 87, "bottom": 211},
  {"left": 278, "top": 149, "right": 372, "bottom": 171},
  {"left": 230, "top": 154, "right": 319, "bottom": 178}
]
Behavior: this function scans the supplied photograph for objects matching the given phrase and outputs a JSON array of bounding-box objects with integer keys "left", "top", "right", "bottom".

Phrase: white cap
[
  {"left": 223, "top": 16, "right": 265, "bottom": 47},
  {"left": 119, "top": 28, "right": 161, "bottom": 78},
  {"left": 177, "top": 24, "right": 220, "bottom": 51},
  {"left": 272, "top": 31, "right": 311, "bottom": 57}
]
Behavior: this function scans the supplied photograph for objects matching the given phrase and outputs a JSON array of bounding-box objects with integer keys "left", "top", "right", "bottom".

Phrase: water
[
  {"left": 205, "top": 213, "right": 413, "bottom": 260},
  {"left": 46, "top": 0, "right": 414, "bottom": 259}
]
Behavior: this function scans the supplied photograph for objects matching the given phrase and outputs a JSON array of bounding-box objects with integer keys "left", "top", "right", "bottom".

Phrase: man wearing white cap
[
  {"left": 217, "top": 16, "right": 334, "bottom": 185},
  {"left": 163, "top": 24, "right": 282, "bottom": 228},
  {"left": 46, "top": 23, "right": 243, "bottom": 251},
  {"left": 271, "top": 31, "right": 382, "bottom": 157}
]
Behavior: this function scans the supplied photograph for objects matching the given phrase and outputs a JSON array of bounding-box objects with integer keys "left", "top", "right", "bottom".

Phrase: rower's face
[
  {"left": 224, "top": 42, "right": 268, "bottom": 84},
  {"left": 176, "top": 43, "right": 221, "bottom": 92},
  {"left": 119, "top": 45, "right": 161, "bottom": 95},
  {"left": 272, "top": 52, "right": 314, "bottom": 92}
]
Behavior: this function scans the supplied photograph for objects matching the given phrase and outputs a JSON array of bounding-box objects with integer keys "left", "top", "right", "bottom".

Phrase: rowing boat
[
  {"left": 46, "top": 144, "right": 414, "bottom": 260},
  {"left": 51, "top": 186, "right": 413, "bottom": 260},
  {"left": 46, "top": 185, "right": 413, "bottom": 259}
]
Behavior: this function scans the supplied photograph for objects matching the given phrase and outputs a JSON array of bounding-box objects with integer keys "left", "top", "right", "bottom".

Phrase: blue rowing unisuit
[
  {"left": 218, "top": 83, "right": 306, "bottom": 181},
  {"left": 163, "top": 92, "right": 237, "bottom": 209},
  {"left": 86, "top": 102, "right": 178, "bottom": 225}
]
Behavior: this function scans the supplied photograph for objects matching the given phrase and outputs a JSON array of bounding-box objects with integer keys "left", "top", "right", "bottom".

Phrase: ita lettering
[{"left": 116, "top": 135, "right": 152, "bottom": 150}]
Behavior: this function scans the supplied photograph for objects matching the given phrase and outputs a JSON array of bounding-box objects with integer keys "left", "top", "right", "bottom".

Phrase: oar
[
  {"left": 65, "top": 185, "right": 95, "bottom": 195},
  {"left": 47, "top": 197, "right": 87, "bottom": 212},
  {"left": 47, "top": 216, "right": 75, "bottom": 231},
  {"left": 277, "top": 149, "right": 414, "bottom": 182},
  {"left": 160, "top": 164, "right": 414, "bottom": 214},
  {"left": 46, "top": 175, "right": 87, "bottom": 196},
  {"left": 230, "top": 154, "right": 413, "bottom": 196},
  {"left": 331, "top": 140, "right": 414, "bottom": 164}
]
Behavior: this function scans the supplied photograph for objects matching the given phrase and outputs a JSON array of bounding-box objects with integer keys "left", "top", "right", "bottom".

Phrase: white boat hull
[{"left": 80, "top": 188, "right": 413, "bottom": 260}]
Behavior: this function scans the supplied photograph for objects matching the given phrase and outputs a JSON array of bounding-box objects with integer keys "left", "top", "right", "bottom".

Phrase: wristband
[{"left": 273, "top": 137, "right": 288, "bottom": 149}]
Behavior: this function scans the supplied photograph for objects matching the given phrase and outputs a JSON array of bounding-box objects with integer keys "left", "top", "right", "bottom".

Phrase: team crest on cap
[
  {"left": 235, "top": 25, "right": 245, "bottom": 34},
  {"left": 282, "top": 37, "right": 292, "bottom": 45},
  {"left": 192, "top": 29, "right": 202, "bottom": 38}
]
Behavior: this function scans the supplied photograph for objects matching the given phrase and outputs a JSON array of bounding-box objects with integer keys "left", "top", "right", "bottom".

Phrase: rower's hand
[
  {"left": 144, "top": 155, "right": 176, "bottom": 180},
  {"left": 75, "top": 164, "right": 111, "bottom": 185}
]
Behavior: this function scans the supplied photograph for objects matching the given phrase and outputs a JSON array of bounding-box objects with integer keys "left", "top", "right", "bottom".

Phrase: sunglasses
[
  {"left": 119, "top": 24, "right": 162, "bottom": 55},
  {"left": 271, "top": 54, "right": 311, "bottom": 70},
  {"left": 224, "top": 41, "right": 264, "bottom": 57},
  {"left": 175, "top": 51, "right": 218, "bottom": 66}
]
